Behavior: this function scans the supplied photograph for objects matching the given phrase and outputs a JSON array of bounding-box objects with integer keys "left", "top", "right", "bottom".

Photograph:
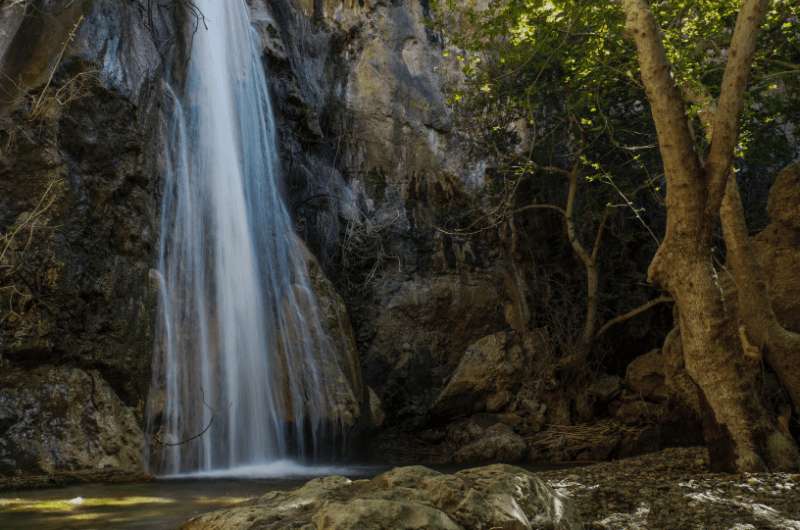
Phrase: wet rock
[
  {"left": 0, "top": 366, "right": 143, "bottom": 476},
  {"left": 302, "top": 241, "right": 365, "bottom": 429},
  {"left": 182, "top": 464, "right": 580, "bottom": 529},
  {"left": 367, "top": 386, "right": 386, "bottom": 428}
]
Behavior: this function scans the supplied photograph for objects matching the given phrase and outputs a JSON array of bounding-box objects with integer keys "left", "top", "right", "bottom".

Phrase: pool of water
[{"left": 0, "top": 464, "right": 381, "bottom": 530}]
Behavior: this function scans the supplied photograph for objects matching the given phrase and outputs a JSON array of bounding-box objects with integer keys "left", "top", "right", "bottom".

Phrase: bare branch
[
  {"left": 30, "top": 15, "right": 85, "bottom": 119},
  {"left": 154, "top": 388, "right": 217, "bottom": 447},
  {"left": 595, "top": 295, "right": 673, "bottom": 339}
]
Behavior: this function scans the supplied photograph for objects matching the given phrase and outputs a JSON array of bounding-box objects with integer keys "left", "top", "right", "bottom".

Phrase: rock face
[
  {"left": 753, "top": 163, "right": 800, "bottom": 332},
  {"left": 0, "top": 0, "right": 176, "bottom": 476},
  {"left": 182, "top": 464, "right": 580, "bottom": 530},
  {"left": 300, "top": 240, "right": 367, "bottom": 431},
  {"left": 0, "top": 0, "right": 170, "bottom": 406},
  {"left": 253, "top": 0, "right": 515, "bottom": 441},
  {"left": 0, "top": 365, "right": 143, "bottom": 475},
  {"left": 364, "top": 276, "right": 506, "bottom": 424}
]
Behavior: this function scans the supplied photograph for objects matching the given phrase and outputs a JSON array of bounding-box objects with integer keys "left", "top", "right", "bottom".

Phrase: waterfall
[{"left": 147, "top": 0, "right": 343, "bottom": 474}]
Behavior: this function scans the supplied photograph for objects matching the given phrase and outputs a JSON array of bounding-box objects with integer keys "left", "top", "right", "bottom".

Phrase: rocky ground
[
  {"left": 541, "top": 448, "right": 800, "bottom": 529},
  {"left": 181, "top": 448, "right": 800, "bottom": 530}
]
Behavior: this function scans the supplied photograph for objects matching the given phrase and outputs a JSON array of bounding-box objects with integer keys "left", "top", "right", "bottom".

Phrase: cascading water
[{"left": 147, "top": 0, "right": 345, "bottom": 475}]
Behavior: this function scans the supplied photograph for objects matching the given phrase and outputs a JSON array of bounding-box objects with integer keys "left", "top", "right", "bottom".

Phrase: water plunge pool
[{"left": 0, "top": 463, "right": 380, "bottom": 530}]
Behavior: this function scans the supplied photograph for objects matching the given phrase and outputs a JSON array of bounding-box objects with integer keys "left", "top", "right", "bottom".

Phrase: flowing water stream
[{"left": 147, "top": 0, "right": 344, "bottom": 475}]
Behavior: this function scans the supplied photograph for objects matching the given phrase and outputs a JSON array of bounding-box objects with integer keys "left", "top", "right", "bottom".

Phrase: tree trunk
[
  {"left": 623, "top": 0, "right": 799, "bottom": 471},
  {"left": 563, "top": 166, "right": 597, "bottom": 347},
  {"left": 659, "top": 246, "right": 797, "bottom": 471}
]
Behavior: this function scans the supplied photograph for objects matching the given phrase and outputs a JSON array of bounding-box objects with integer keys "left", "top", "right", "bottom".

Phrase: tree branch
[
  {"left": 703, "top": 0, "right": 769, "bottom": 228},
  {"left": 565, "top": 166, "right": 593, "bottom": 268},
  {"left": 621, "top": 0, "right": 704, "bottom": 201},
  {"left": 595, "top": 295, "right": 673, "bottom": 339},
  {"left": 590, "top": 206, "right": 612, "bottom": 264}
]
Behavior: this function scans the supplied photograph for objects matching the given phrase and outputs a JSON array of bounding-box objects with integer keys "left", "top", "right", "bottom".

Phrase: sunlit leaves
[{"left": 433, "top": 0, "right": 798, "bottom": 190}]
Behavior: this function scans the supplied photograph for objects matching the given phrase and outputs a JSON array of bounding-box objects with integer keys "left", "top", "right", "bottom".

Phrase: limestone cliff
[
  {"left": 4, "top": 0, "right": 789, "bottom": 478},
  {"left": 0, "top": 0, "right": 496, "bottom": 476}
]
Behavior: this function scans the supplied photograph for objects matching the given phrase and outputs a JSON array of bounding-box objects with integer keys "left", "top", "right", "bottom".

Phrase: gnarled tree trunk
[{"left": 622, "top": 0, "right": 799, "bottom": 471}]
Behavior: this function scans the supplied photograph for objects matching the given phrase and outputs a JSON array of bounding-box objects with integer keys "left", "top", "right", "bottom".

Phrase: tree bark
[
  {"left": 721, "top": 177, "right": 800, "bottom": 415},
  {"left": 564, "top": 167, "right": 600, "bottom": 347},
  {"left": 703, "top": 0, "right": 770, "bottom": 230},
  {"left": 622, "top": 0, "right": 799, "bottom": 471}
]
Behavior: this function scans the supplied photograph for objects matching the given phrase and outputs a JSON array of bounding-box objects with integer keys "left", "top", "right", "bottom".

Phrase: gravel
[{"left": 540, "top": 447, "right": 800, "bottom": 529}]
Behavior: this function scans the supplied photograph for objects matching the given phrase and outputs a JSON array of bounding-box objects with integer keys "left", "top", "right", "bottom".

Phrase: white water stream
[{"left": 147, "top": 0, "right": 343, "bottom": 475}]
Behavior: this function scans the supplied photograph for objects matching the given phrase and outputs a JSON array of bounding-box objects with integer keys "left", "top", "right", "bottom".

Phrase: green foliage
[
  {"left": 431, "top": 0, "right": 799, "bottom": 352},
  {"left": 433, "top": 0, "right": 799, "bottom": 227},
  {"left": 432, "top": 0, "right": 661, "bottom": 251}
]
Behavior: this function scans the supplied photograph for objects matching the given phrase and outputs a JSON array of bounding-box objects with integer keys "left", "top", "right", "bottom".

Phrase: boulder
[
  {"left": 432, "top": 330, "right": 545, "bottom": 417},
  {"left": 0, "top": 366, "right": 143, "bottom": 475},
  {"left": 612, "top": 398, "right": 666, "bottom": 426},
  {"left": 362, "top": 274, "right": 505, "bottom": 422},
  {"left": 625, "top": 350, "right": 668, "bottom": 402},
  {"left": 587, "top": 375, "right": 622, "bottom": 404},
  {"left": 182, "top": 464, "right": 580, "bottom": 530},
  {"left": 452, "top": 423, "right": 527, "bottom": 464},
  {"left": 312, "top": 499, "right": 461, "bottom": 530}
]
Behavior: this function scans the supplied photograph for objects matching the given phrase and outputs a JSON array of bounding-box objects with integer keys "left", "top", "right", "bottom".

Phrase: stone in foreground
[{"left": 181, "top": 464, "right": 579, "bottom": 530}]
